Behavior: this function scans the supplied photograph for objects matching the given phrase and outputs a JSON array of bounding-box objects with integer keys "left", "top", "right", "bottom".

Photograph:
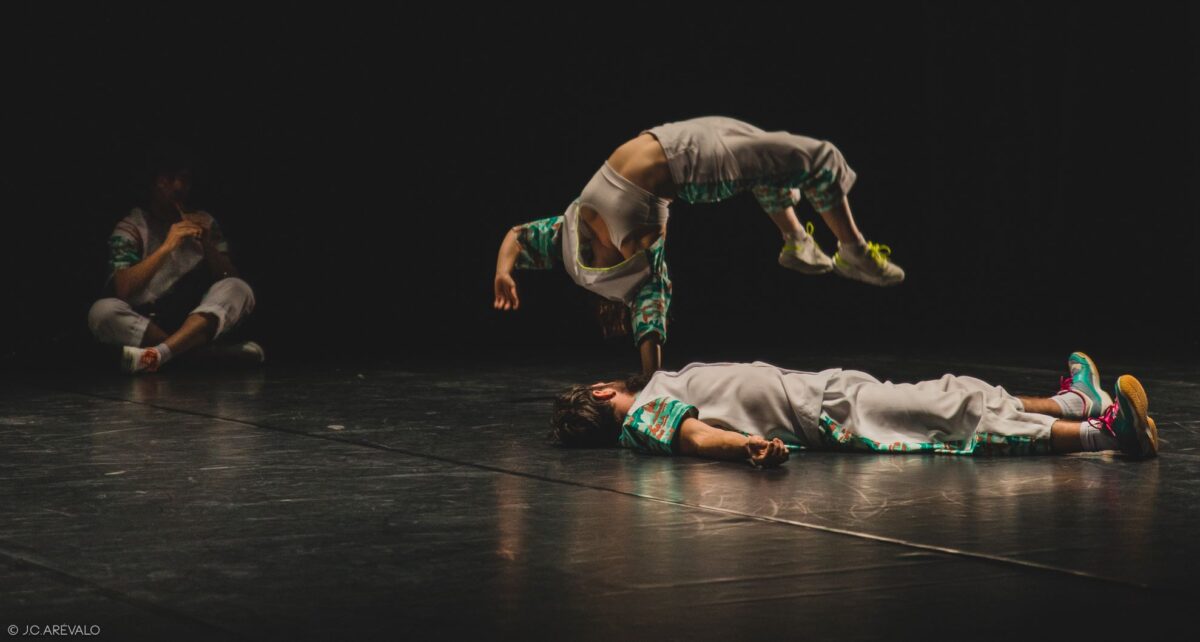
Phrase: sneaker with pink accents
[
  {"left": 1053, "top": 352, "right": 1113, "bottom": 418},
  {"left": 1090, "top": 375, "right": 1158, "bottom": 458}
]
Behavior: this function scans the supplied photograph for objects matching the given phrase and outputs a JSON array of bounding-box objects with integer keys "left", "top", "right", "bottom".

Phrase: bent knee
[
  {"left": 87, "top": 298, "right": 128, "bottom": 336},
  {"left": 213, "top": 278, "right": 255, "bottom": 314},
  {"left": 213, "top": 277, "right": 255, "bottom": 303}
]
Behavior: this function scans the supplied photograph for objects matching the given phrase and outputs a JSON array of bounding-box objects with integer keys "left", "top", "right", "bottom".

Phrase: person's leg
[
  {"left": 1049, "top": 420, "right": 1086, "bottom": 453},
  {"left": 738, "top": 131, "right": 844, "bottom": 274},
  {"left": 164, "top": 312, "right": 219, "bottom": 354},
  {"left": 1021, "top": 352, "right": 1159, "bottom": 455},
  {"left": 732, "top": 125, "right": 900, "bottom": 283},
  {"left": 140, "top": 322, "right": 169, "bottom": 346},
  {"left": 938, "top": 374, "right": 1144, "bottom": 455},
  {"left": 122, "top": 312, "right": 217, "bottom": 374},
  {"left": 765, "top": 202, "right": 807, "bottom": 239},
  {"left": 736, "top": 128, "right": 902, "bottom": 286},
  {"left": 821, "top": 370, "right": 1109, "bottom": 455},
  {"left": 1017, "top": 396, "right": 1120, "bottom": 453},
  {"left": 122, "top": 277, "right": 257, "bottom": 374},
  {"left": 818, "top": 196, "right": 866, "bottom": 247},
  {"left": 652, "top": 117, "right": 898, "bottom": 281},
  {"left": 886, "top": 373, "right": 1054, "bottom": 454},
  {"left": 825, "top": 196, "right": 905, "bottom": 286},
  {"left": 761, "top": 198, "right": 834, "bottom": 274},
  {"left": 88, "top": 298, "right": 170, "bottom": 347},
  {"left": 821, "top": 365, "right": 1155, "bottom": 457},
  {"left": 1016, "top": 396, "right": 1066, "bottom": 416}
]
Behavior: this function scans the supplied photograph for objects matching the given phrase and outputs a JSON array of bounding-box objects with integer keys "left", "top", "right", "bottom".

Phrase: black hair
[
  {"left": 591, "top": 294, "right": 631, "bottom": 339},
  {"left": 549, "top": 373, "right": 651, "bottom": 448}
]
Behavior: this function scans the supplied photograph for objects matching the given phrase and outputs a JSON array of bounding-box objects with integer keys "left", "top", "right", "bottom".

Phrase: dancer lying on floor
[{"left": 549, "top": 352, "right": 1158, "bottom": 467}]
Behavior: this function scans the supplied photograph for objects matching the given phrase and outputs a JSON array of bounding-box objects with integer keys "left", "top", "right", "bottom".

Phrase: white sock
[
  {"left": 1052, "top": 391, "right": 1086, "bottom": 418},
  {"left": 153, "top": 343, "right": 173, "bottom": 365},
  {"left": 1079, "top": 422, "right": 1119, "bottom": 451}
]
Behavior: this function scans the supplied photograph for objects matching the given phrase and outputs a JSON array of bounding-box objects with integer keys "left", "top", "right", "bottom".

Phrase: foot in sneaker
[
  {"left": 1052, "top": 351, "right": 1113, "bottom": 418},
  {"left": 121, "top": 346, "right": 161, "bottom": 374},
  {"left": 778, "top": 222, "right": 833, "bottom": 274},
  {"left": 832, "top": 241, "right": 905, "bottom": 286},
  {"left": 1094, "top": 374, "right": 1158, "bottom": 458},
  {"left": 234, "top": 340, "right": 266, "bottom": 365},
  {"left": 199, "top": 340, "right": 266, "bottom": 366}
]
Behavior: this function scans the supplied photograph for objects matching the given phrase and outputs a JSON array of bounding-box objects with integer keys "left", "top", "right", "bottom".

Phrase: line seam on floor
[{"left": 46, "top": 385, "right": 1158, "bottom": 593}]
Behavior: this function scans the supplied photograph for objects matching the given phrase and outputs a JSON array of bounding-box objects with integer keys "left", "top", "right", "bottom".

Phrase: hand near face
[
  {"left": 164, "top": 221, "right": 205, "bottom": 251},
  {"left": 179, "top": 211, "right": 210, "bottom": 230},
  {"left": 179, "top": 212, "right": 218, "bottom": 248},
  {"left": 746, "top": 435, "right": 789, "bottom": 468}
]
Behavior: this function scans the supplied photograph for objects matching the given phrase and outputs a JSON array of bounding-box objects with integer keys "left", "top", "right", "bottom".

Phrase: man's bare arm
[
  {"left": 112, "top": 221, "right": 203, "bottom": 301},
  {"left": 639, "top": 336, "right": 662, "bottom": 375},
  {"left": 494, "top": 227, "right": 522, "bottom": 310},
  {"left": 677, "top": 417, "right": 789, "bottom": 467}
]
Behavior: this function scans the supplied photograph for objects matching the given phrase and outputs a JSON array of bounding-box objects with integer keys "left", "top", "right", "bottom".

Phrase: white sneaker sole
[
  {"left": 778, "top": 253, "right": 833, "bottom": 275},
  {"left": 832, "top": 260, "right": 905, "bottom": 286},
  {"left": 120, "top": 346, "right": 139, "bottom": 374}
]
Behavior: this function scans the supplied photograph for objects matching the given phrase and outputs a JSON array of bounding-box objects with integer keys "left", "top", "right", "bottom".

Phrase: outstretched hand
[
  {"left": 746, "top": 435, "right": 789, "bottom": 468},
  {"left": 493, "top": 272, "right": 520, "bottom": 310}
]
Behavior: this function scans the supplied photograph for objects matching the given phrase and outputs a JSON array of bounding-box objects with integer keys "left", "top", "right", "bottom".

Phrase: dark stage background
[{"left": 6, "top": 4, "right": 1198, "bottom": 370}]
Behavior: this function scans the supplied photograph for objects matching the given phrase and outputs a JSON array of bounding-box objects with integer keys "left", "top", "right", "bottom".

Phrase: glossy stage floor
[{"left": 3, "top": 352, "right": 1197, "bottom": 640}]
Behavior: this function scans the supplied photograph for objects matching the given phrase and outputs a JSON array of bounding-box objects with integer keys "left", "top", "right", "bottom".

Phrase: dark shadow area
[
  {"left": 4, "top": 4, "right": 1197, "bottom": 374},
  {"left": 3, "top": 5, "right": 1198, "bottom": 639}
]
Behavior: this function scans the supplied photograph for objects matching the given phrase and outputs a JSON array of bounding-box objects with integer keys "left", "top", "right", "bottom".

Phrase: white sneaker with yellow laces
[
  {"left": 778, "top": 222, "right": 833, "bottom": 275},
  {"left": 832, "top": 241, "right": 905, "bottom": 286}
]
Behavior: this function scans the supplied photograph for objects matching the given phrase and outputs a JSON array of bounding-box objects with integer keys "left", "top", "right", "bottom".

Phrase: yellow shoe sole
[{"left": 1116, "top": 374, "right": 1157, "bottom": 457}]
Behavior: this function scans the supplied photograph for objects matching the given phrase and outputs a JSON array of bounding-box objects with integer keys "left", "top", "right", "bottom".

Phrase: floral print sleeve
[
  {"left": 108, "top": 235, "right": 141, "bottom": 272},
  {"left": 513, "top": 216, "right": 564, "bottom": 270},
  {"left": 617, "top": 397, "right": 698, "bottom": 455},
  {"left": 107, "top": 216, "right": 143, "bottom": 273},
  {"left": 629, "top": 237, "right": 671, "bottom": 346}
]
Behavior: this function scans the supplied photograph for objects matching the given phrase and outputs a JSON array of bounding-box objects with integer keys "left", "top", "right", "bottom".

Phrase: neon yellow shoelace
[
  {"left": 782, "top": 222, "right": 818, "bottom": 252},
  {"left": 866, "top": 241, "right": 892, "bottom": 266}
]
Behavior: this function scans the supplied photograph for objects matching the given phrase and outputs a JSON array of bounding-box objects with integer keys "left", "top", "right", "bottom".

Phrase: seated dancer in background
[
  {"left": 550, "top": 352, "right": 1158, "bottom": 467},
  {"left": 87, "top": 153, "right": 262, "bottom": 374},
  {"left": 494, "top": 116, "right": 904, "bottom": 374}
]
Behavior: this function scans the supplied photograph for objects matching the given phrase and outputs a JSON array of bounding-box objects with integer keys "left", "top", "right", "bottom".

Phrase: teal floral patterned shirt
[
  {"left": 513, "top": 215, "right": 564, "bottom": 271},
  {"left": 513, "top": 215, "right": 671, "bottom": 345},
  {"left": 617, "top": 397, "right": 698, "bottom": 455}
]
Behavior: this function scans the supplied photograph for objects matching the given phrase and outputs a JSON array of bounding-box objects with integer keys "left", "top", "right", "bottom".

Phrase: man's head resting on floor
[{"left": 550, "top": 373, "right": 651, "bottom": 447}]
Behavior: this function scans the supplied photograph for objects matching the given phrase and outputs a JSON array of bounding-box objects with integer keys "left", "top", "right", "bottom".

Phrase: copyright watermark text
[{"left": 6, "top": 625, "right": 100, "bottom": 637}]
